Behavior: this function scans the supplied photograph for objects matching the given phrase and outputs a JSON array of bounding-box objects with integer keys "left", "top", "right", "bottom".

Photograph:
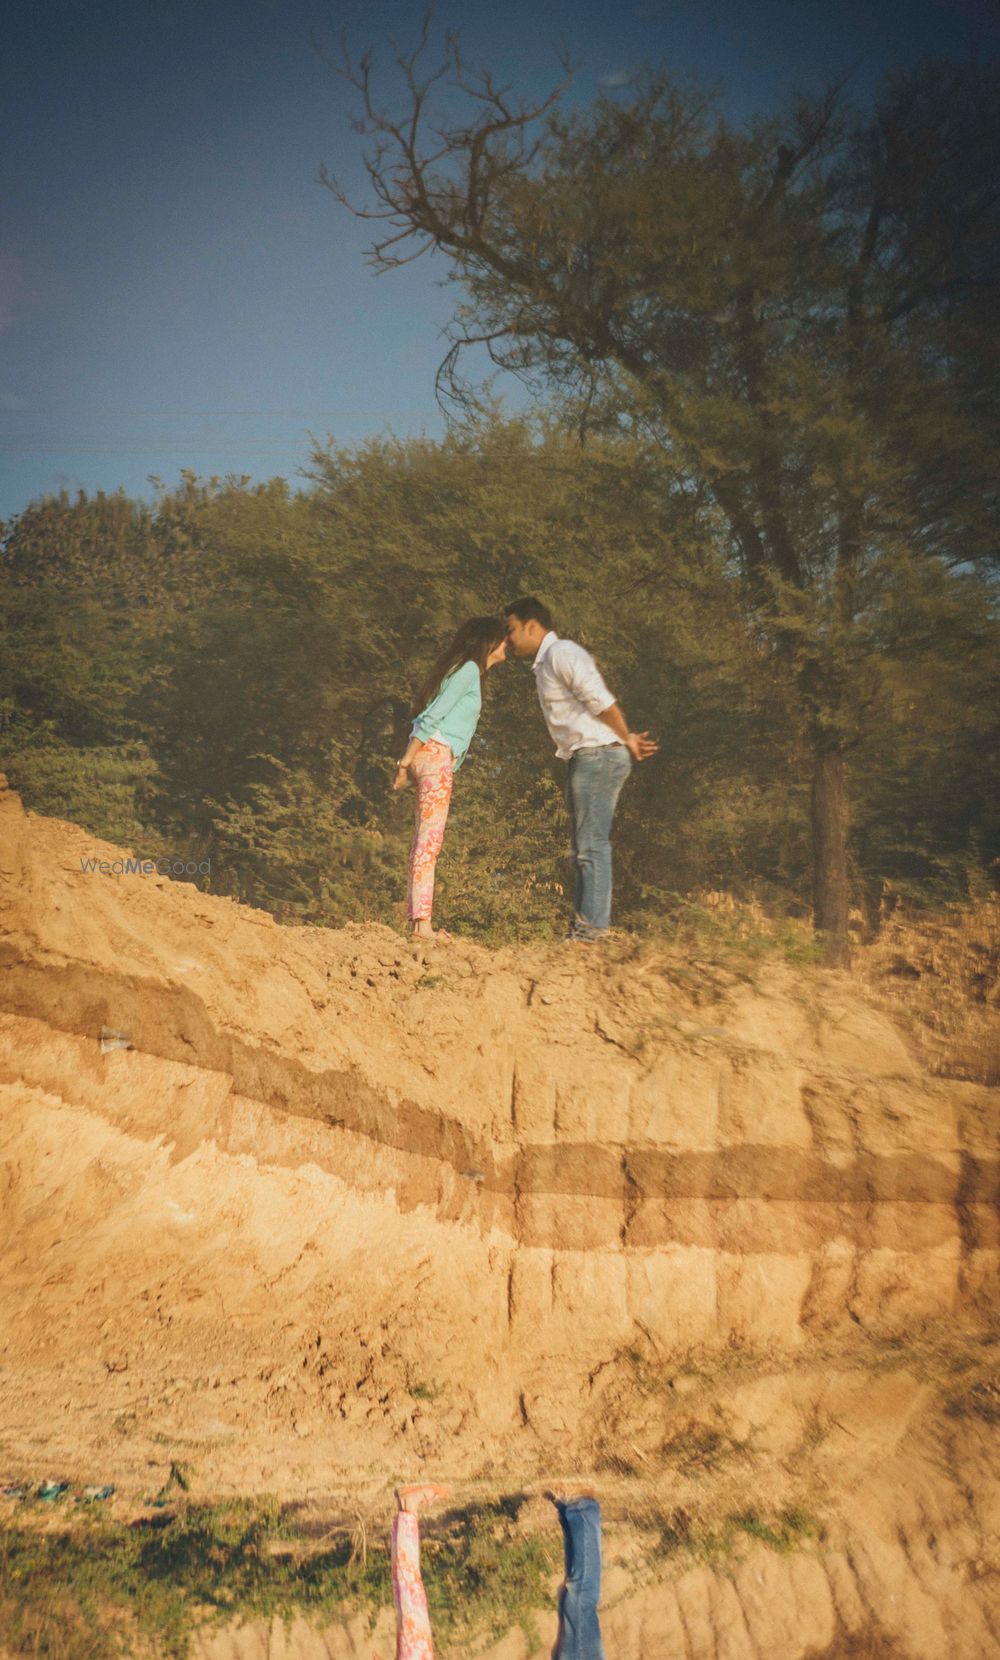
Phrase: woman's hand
[{"left": 394, "top": 739, "right": 424, "bottom": 787}]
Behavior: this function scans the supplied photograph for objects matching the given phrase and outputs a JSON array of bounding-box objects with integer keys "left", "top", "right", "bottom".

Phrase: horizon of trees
[{"left": 2, "top": 415, "right": 997, "bottom": 948}]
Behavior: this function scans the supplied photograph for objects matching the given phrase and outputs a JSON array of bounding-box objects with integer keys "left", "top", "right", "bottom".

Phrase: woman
[
  {"left": 376, "top": 1481, "right": 451, "bottom": 1660},
  {"left": 393, "top": 616, "right": 507, "bottom": 942}
]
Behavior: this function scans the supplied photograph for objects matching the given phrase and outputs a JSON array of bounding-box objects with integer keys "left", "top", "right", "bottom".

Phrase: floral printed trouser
[
  {"left": 407, "top": 740, "right": 454, "bottom": 921},
  {"left": 392, "top": 1511, "right": 434, "bottom": 1658}
]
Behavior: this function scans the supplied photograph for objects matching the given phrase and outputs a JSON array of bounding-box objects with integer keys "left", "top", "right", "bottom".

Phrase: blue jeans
[
  {"left": 554, "top": 1498, "right": 605, "bottom": 1660},
  {"left": 565, "top": 744, "right": 633, "bottom": 938}
]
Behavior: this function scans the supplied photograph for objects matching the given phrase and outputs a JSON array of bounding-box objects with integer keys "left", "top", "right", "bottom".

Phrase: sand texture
[{"left": 1, "top": 776, "right": 998, "bottom": 1657}]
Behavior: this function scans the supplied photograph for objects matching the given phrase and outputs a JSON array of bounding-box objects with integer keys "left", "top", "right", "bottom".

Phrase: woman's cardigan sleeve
[{"left": 411, "top": 659, "right": 480, "bottom": 739}]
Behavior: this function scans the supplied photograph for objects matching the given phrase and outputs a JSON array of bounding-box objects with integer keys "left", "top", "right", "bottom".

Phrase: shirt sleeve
[
  {"left": 412, "top": 659, "right": 480, "bottom": 738},
  {"left": 551, "top": 641, "right": 616, "bottom": 717}
]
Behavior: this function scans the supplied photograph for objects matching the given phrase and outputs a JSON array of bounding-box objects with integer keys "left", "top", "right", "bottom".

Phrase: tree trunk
[{"left": 811, "top": 745, "right": 851, "bottom": 967}]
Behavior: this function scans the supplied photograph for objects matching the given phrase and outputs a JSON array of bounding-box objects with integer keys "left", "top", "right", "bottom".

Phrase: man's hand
[
  {"left": 597, "top": 702, "right": 658, "bottom": 760},
  {"left": 626, "top": 730, "right": 659, "bottom": 762}
]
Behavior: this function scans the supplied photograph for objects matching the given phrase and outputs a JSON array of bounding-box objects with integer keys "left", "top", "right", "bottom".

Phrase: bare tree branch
[{"left": 317, "top": 6, "right": 573, "bottom": 279}]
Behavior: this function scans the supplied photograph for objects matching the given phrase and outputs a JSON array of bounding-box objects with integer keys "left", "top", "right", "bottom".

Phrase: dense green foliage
[
  {"left": 0, "top": 1494, "right": 827, "bottom": 1658},
  {"left": 0, "top": 1498, "right": 559, "bottom": 1658},
  {"left": 1, "top": 416, "right": 997, "bottom": 941}
]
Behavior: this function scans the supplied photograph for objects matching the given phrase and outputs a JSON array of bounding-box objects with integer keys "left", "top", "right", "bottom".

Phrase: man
[
  {"left": 504, "top": 597, "right": 658, "bottom": 943},
  {"left": 546, "top": 1488, "right": 607, "bottom": 1659}
]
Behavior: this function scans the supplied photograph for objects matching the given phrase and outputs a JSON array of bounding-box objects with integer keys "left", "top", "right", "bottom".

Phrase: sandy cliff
[{"left": 1, "top": 776, "right": 998, "bottom": 1658}]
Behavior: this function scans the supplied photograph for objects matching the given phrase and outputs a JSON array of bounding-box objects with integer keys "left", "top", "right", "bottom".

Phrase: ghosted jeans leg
[
  {"left": 553, "top": 1498, "right": 605, "bottom": 1660},
  {"left": 565, "top": 746, "right": 632, "bottom": 937}
]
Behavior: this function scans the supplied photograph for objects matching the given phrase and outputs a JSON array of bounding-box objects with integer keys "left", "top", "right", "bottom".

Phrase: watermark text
[{"left": 79, "top": 855, "right": 211, "bottom": 877}]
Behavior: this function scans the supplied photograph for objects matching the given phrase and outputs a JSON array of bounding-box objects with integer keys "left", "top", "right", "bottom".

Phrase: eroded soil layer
[{"left": 1, "top": 779, "right": 998, "bottom": 1658}]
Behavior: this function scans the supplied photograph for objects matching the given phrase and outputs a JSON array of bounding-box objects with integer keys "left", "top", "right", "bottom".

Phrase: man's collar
[{"left": 532, "top": 629, "right": 558, "bottom": 669}]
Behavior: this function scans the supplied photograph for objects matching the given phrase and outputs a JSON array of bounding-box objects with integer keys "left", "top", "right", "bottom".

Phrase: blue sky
[{"left": 1, "top": 0, "right": 996, "bottom": 521}]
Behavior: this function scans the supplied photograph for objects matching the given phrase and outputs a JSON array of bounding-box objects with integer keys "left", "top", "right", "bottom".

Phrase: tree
[
  {"left": 325, "top": 26, "right": 1000, "bottom": 963},
  {"left": 3, "top": 427, "right": 995, "bottom": 934}
]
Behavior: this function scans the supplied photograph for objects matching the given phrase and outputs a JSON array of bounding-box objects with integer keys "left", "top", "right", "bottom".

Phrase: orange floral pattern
[
  {"left": 391, "top": 1510, "right": 434, "bottom": 1658},
  {"left": 406, "top": 740, "right": 454, "bottom": 921}
]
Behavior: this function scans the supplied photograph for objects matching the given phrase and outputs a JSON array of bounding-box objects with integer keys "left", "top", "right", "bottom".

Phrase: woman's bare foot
[{"left": 396, "top": 1482, "right": 452, "bottom": 1513}]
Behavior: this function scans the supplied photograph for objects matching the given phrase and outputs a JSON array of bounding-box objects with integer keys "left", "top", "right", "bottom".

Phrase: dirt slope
[{"left": 1, "top": 776, "right": 998, "bottom": 1658}]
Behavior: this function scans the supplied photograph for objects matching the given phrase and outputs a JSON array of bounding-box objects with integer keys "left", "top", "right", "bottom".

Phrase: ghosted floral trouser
[
  {"left": 392, "top": 1511, "right": 434, "bottom": 1659},
  {"left": 407, "top": 740, "right": 454, "bottom": 921}
]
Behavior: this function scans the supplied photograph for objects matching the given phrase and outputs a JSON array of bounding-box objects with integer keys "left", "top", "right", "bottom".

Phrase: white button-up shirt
[{"left": 532, "top": 631, "right": 619, "bottom": 760}]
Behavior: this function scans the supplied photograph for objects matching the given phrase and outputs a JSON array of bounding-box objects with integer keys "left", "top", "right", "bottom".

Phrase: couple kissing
[{"left": 393, "top": 598, "right": 658, "bottom": 944}]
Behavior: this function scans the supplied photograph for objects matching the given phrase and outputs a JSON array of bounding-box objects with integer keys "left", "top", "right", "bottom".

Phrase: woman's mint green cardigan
[{"left": 410, "top": 659, "right": 482, "bottom": 769}]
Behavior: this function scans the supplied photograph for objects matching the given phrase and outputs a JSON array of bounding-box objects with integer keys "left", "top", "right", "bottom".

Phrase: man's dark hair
[{"left": 504, "top": 596, "right": 554, "bottom": 632}]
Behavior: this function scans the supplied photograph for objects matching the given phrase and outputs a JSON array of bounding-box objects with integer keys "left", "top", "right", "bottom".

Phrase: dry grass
[
  {"left": 804, "top": 1623, "right": 912, "bottom": 1658},
  {"left": 857, "top": 897, "right": 1000, "bottom": 1084}
]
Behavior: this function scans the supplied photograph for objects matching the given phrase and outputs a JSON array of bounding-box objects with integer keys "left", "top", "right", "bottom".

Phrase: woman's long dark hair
[{"left": 416, "top": 616, "right": 506, "bottom": 714}]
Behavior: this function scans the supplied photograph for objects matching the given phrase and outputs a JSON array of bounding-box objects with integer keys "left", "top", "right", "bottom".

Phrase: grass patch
[
  {"left": 628, "top": 888, "right": 822, "bottom": 969},
  {"left": 730, "top": 1506, "right": 822, "bottom": 1552},
  {"left": 657, "top": 1503, "right": 822, "bottom": 1563},
  {"left": 0, "top": 1497, "right": 560, "bottom": 1659},
  {"left": 422, "top": 1503, "right": 560, "bottom": 1650},
  {"left": 1, "top": 1498, "right": 390, "bottom": 1659},
  {"left": 410, "top": 1381, "right": 443, "bottom": 1403},
  {"left": 662, "top": 1426, "right": 737, "bottom": 1476}
]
